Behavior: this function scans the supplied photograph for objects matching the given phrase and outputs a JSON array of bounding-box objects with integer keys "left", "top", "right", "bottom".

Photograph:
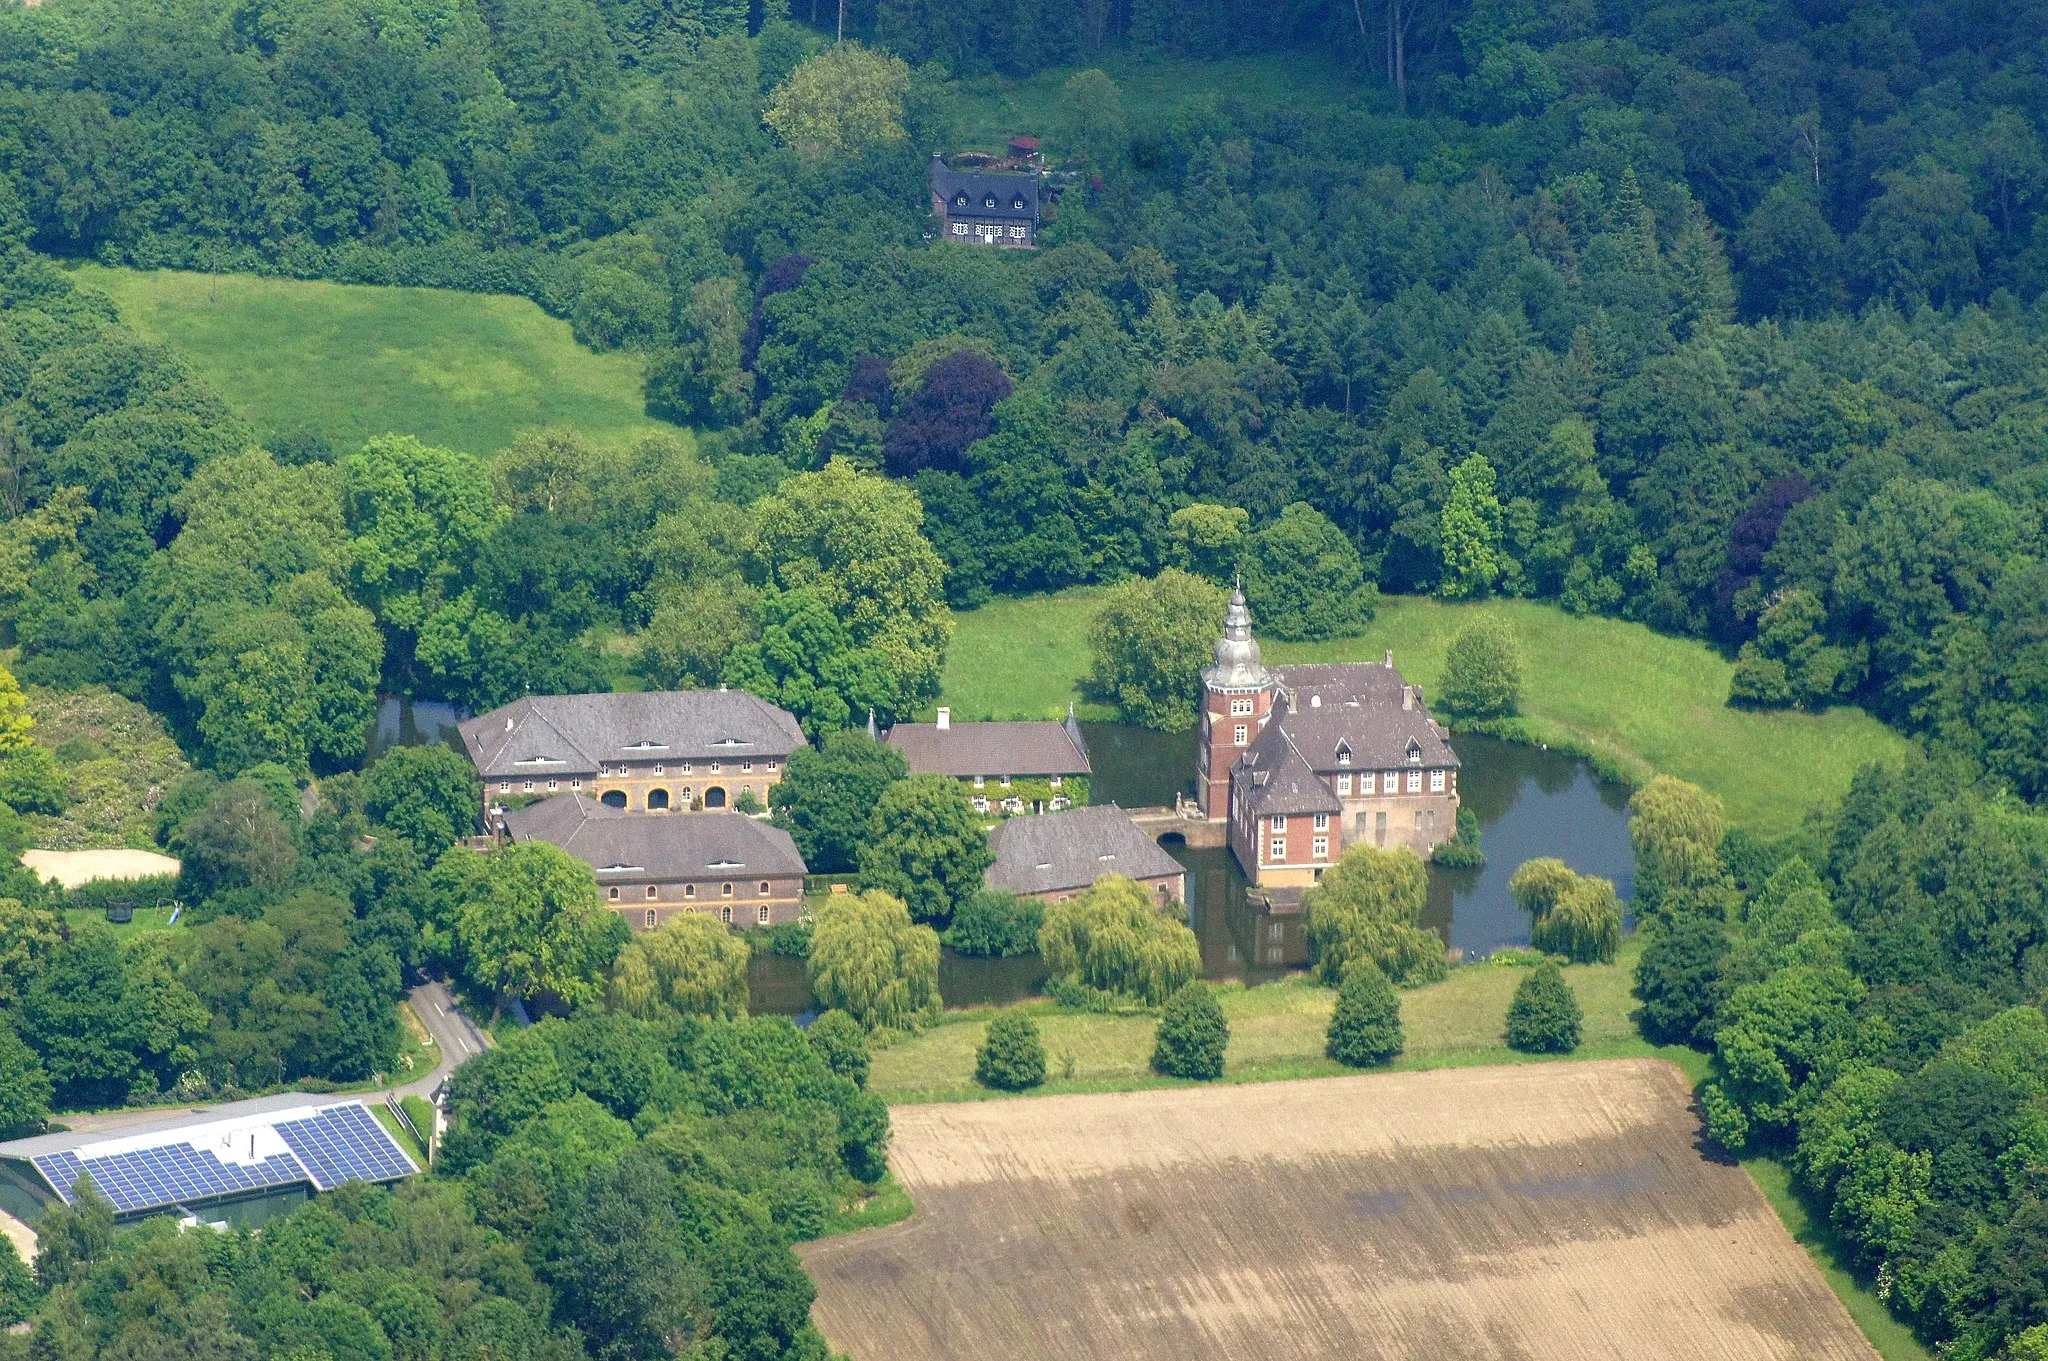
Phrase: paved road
[{"left": 52, "top": 980, "right": 489, "bottom": 1139}]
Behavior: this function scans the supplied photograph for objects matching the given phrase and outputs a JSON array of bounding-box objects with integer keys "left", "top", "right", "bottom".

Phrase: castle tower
[{"left": 1198, "top": 586, "right": 1275, "bottom": 818}]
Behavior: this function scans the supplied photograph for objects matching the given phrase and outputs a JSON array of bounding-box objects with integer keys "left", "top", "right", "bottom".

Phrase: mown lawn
[
  {"left": 936, "top": 589, "right": 1909, "bottom": 828},
  {"left": 76, "top": 265, "right": 679, "bottom": 458},
  {"left": 869, "top": 936, "right": 1694, "bottom": 1104}
]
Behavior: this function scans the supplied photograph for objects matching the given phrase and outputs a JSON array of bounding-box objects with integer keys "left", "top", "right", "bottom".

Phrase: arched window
[
  {"left": 704, "top": 786, "right": 727, "bottom": 808},
  {"left": 646, "top": 885, "right": 658, "bottom": 900},
  {"left": 721, "top": 905, "right": 733, "bottom": 924},
  {"left": 600, "top": 790, "right": 628, "bottom": 809},
  {"left": 721, "top": 882, "right": 734, "bottom": 898},
  {"left": 647, "top": 788, "right": 670, "bottom": 810},
  {"left": 685, "top": 884, "right": 696, "bottom": 898},
  {"left": 757, "top": 903, "right": 771, "bottom": 925},
  {"left": 607, "top": 886, "right": 620, "bottom": 901},
  {"left": 758, "top": 880, "right": 770, "bottom": 896},
  {"left": 645, "top": 909, "right": 656, "bottom": 928}
]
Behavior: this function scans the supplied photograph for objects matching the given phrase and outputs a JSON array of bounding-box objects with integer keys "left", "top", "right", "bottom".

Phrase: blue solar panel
[
  {"left": 33, "top": 1143, "right": 305, "bottom": 1214},
  {"left": 274, "top": 1104, "right": 418, "bottom": 1190},
  {"left": 29, "top": 1102, "right": 417, "bottom": 1215}
]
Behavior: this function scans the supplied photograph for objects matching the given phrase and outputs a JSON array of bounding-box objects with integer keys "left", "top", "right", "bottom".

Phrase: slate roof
[
  {"left": 985, "top": 804, "right": 1187, "bottom": 898},
  {"left": 1229, "top": 659, "right": 1458, "bottom": 817},
  {"left": 1233, "top": 729, "right": 1346, "bottom": 818},
  {"left": 884, "top": 716, "right": 1091, "bottom": 779},
  {"left": 460, "top": 691, "right": 805, "bottom": 779},
  {"left": 501, "top": 797, "right": 807, "bottom": 881},
  {"left": 1264, "top": 662, "right": 1461, "bottom": 772},
  {"left": 931, "top": 158, "right": 1041, "bottom": 222}
]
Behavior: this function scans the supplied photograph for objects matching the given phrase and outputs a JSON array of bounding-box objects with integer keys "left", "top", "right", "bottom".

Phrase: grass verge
[
  {"left": 371, "top": 1101, "right": 431, "bottom": 1169},
  {"left": 1744, "top": 1157, "right": 1933, "bottom": 1361},
  {"left": 936, "top": 589, "right": 1908, "bottom": 828},
  {"left": 76, "top": 265, "right": 678, "bottom": 458},
  {"left": 820, "top": 1174, "right": 915, "bottom": 1238}
]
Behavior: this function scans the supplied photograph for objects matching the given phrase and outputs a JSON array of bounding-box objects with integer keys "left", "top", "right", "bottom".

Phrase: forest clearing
[{"left": 801, "top": 1061, "right": 1878, "bottom": 1361}]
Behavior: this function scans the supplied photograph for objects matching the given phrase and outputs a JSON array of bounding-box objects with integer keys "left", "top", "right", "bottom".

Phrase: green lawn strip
[
  {"left": 819, "top": 1173, "right": 915, "bottom": 1238},
  {"left": 1744, "top": 1157, "right": 1934, "bottom": 1361},
  {"left": 933, "top": 587, "right": 1114, "bottom": 722},
  {"left": 61, "top": 906, "right": 181, "bottom": 938},
  {"left": 75, "top": 265, "right": 679, "bottom": 458},
  {"left": 935, "top": 589, "right": 1907, "bottom": 828},
  {"left": 371, "top": 1100, "right": 431, "bottom": 1169}
]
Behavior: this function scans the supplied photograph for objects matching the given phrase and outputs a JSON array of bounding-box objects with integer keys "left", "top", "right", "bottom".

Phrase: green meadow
[
  {"left": 936, "top": 589, "right": 1909, "bottom": 829},
  {"left": 76, "top": 265, "right": 678, "bottom": 458}
]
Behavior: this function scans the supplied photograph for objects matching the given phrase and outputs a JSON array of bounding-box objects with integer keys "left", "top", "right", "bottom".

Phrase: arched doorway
[
  {"left": 703, "top": 786, "right": 727, "bottom": 809},
  {"left": 647, "top": 788, "right": 670, "bottom": 810},
  {"left": 600, "top": 790, "right": 628, "bottom": 809}
]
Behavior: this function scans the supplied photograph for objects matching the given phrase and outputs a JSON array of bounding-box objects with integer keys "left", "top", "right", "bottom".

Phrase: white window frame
[
  {"left": 1230, "top": 698, "right": 1254, "bottom": 716},
  {"left": 570, "top": 778, "right": 581, "bottom": 790},
  {"left": 1406, "top": 770, "right": 1423, "bottom": 793},
  {"left": 1050, "top": 775, "right": 1063, "bottom": 788},
  {"left": 999, "top": 775, "right": 1012, "bottom": 788},
  {"left": 1430, "top": 769, "right": 1447, "bottom": 792},
  {"left": 645, "top": 909, "right": 657, "bottom": 928},
  {"left": 1337, "top": 774, "right": 1352, "bottom": 795},
  {"left": 973, "top": 775, "right": 985, "bottom": 789},
  {"left": 758, "top": 903, "right": 771, "bottom": 925},
  {"left": 952, "top": 223, "right": 969, "bottom": 236},
  {"left": 1234, "top": 724, "right": 1248, "bottom": 745},
  {"left": 1312, "top": 836, "right": 1329, "bottom": 860},
  {"left": 546, "top": 779, "right": 558, "bottom": 791},
  {"left": 1270, "top": 838, "right": 1286, "bottom": 862},
  {"left": 1314, "top": 813, "right": 1329, "bottom": 831},
  {"left": 499, "top": 781, "right": 510, "bottom": 793},
  {"left": 1271, "top": 815, "right": 1287, "bottom": 832},
  {"left": 684, "top": 884, "right": 696, "bottom": 899}
]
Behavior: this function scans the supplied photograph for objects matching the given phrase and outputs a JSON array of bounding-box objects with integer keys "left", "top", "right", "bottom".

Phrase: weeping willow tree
[
  {"left": 1038, "top": 874, "right": 1200, "bottom": 1006},
  {"left": 1509, "top": 857, "right": 1623, "bottom": 964},
  {"left": 807, "top": 889, "right": 942, "bottom": 1031},
  {"left": 606, "top": 914, "right": 752, "bottom": 1022},
  {"left": 1302, "top": 844, "right": 1446, "bottom": 986}
]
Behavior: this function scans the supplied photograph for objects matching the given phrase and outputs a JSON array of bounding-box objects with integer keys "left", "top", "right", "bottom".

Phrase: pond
[{"left": 748, "top": 722, "right": 1636, "bottom": 1015}]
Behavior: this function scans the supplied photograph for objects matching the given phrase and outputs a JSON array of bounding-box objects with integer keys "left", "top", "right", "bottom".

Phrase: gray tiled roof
[
  {"left": 931, "top": 158, "right": 1041, "bottom": 221},
  {"left": 502, "top": 797, "right": 807, "bottom": 881},
  {"left": 1233, "top": 730, "right": 1346, "bottom": 817},
  {"left": 884, "top": 718, "right": 1091, "bottom": 779},
  {"left": 985, "top": 804, "right": 1186, "bottom": 897},
  {"left": 460, "top": 690, "right": 805, "bottom": 779},
  {"left": 1264, "top": 662, "right": 1460, "bottom": 771}
]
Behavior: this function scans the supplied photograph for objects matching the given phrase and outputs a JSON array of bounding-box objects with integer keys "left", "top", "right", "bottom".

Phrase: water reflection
[{"left": 367, "top": 695, "right": 469, "bottom": 761}]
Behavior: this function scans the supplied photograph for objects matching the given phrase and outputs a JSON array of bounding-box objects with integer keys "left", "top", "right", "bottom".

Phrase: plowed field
[{"left": 800, "top": 1060, "right": 1877, "bottom": 1361}]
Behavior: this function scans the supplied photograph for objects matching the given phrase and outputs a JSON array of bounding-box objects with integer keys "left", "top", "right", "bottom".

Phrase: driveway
[{"left": 51, "top": 980, "right": 489, "bottom": 1139}]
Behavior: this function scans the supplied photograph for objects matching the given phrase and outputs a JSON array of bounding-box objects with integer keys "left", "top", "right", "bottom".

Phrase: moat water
[
  {"left": 747, "top": 722, "right": 1636, "bottom": 1016},
  {"left": 364, "top": 697, "right": 1635, "bottom": 1014}
]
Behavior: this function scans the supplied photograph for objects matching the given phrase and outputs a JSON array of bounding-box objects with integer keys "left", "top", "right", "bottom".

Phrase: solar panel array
[
  {"left": 275, "top": 1103, "right": 418, "bottom": 1190},
  {"left": 28, "top": 1101, "right": 418, "bottom": 1215}
]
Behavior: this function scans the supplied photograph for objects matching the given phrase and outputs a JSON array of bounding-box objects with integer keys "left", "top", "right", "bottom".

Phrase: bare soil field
[
  {"left": 800, "top": 1060, "right": 1878, "bottom": 1361},
  {"left": 22, "top": 848, "right": 179, "bottom": 887}
]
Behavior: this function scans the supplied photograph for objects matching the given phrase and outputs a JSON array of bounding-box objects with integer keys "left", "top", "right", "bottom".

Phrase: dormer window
[
  {"left": 983, "top": 195, "right": 997, "bottom": 208},
  {"left": 954, "top": 193, "right": 968, "bottom": 207},
  {"left": 1406, "top": 740, "right": 1423, "bottom": 764},
  {"left": 1336, "top": 746, "right": 1351, "bottom": 766},
  {"left": 1011, "top": 197, "right": 1025, "bottom": 210}
]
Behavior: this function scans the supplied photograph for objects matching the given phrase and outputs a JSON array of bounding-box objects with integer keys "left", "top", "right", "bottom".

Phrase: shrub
[
  {"left": 1436, "top": 615, "right": 1523, "bottom": 721},
  {"left": 975, "top": 1013, "right": 1047, "bottom": 1091},
  {"left": 1506, "top": 963, "right": 1582, "bottom": 1053},
  {"left": 942, "top": 889, "right": 1044, "bottom": 958},
  {"left": 1150, "top": 981, "right": 1228, "bottom": 1080},
  {"left": 1326, "top": 961, "right": 1404, "bottom": 1068},
  {"left": 806, "top": 1009, "right": 871, "bottom": 1088},
  {"left": 1039, "top": 874, "right": 1200, "bottom": 1005},
  {"left": 1430, "top": 806, "right": 1485, "bottom": 868}
]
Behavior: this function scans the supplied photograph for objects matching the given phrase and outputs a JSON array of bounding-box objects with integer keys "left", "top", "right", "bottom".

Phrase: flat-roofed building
[{"left": 501, "top": 795, "right": 808, "bottom": 930}]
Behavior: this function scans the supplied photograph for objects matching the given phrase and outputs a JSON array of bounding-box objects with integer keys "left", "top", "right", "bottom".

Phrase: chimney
[
  {"left": 1402, "top": 685, "right": 1414, "bottom": 711},
  {"left": 936, "top": 707, "right": 951, "bottom": 731},
  {"left": 1384, "top": 650, "right": 1394, "bottom": 668},
  {"left": 505, "top": 717, "right": 514, "bottom": 731}
]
